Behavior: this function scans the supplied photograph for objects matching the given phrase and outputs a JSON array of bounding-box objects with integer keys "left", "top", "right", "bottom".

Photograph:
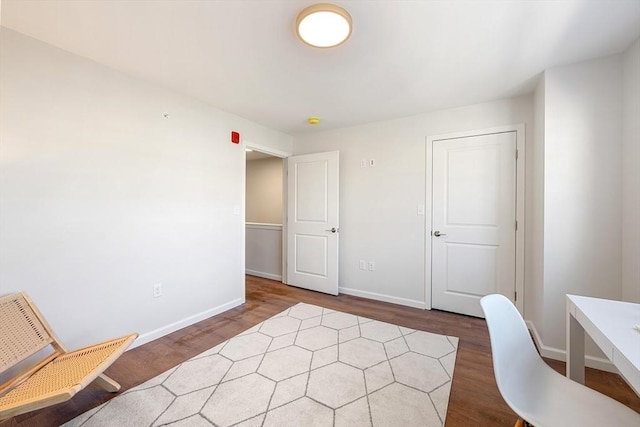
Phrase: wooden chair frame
[{"left": 0, "top": 292, "right": 137, "bottom": 421}]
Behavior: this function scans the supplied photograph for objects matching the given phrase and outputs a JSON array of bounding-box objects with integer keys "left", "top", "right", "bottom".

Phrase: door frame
[
  {"left": 243, "top": 140, "right": 291, "bottom": 284},
  {"left": 424, "top": 124, "right": 525, "bottom": 314}
]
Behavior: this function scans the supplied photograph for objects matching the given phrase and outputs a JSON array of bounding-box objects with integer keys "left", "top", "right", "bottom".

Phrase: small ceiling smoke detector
[{"left": 296, "top": 3, "right": 352, "bottom": 48}]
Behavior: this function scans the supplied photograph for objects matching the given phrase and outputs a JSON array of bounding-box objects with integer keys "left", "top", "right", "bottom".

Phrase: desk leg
[{"left": 566, "top": 310, "right": 585, "bottom": 383}]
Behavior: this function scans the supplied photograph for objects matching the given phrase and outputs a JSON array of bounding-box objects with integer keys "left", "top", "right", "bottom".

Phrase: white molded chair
[{"left": 480, "top": 294, "right": 640, "bottom": 427}]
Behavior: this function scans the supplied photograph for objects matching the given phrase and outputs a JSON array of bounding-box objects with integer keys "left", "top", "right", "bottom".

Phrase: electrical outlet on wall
[
  {"left": 368, "top": 261, "right": 375, "bottom": 271},
  {"left": 153, "top": 283, "right": 162, "bottom": 297},
  {"left": 359, "top": 260, "right": 366, "bottom": 270}
]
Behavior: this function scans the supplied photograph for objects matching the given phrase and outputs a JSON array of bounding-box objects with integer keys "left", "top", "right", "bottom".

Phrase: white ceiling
[{"left": 2, "top": 0, "right": 639, "bottom": 135}]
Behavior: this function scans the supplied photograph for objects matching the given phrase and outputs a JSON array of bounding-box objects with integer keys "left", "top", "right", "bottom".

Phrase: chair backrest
[
  {"left": 479, "top": 294, "right": 545, "bottom": 400},
  {"left": 0, "top": 293, "right": 54, "bottom": 374}
]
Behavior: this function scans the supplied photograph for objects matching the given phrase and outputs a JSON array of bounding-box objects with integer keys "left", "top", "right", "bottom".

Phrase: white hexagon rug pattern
[{"left": 64, "top": 303, "right": 458, "bottom": 427}]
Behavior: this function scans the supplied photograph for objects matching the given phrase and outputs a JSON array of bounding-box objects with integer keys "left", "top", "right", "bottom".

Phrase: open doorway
[
  {"left": 245, "top": 148, "right": 286, "bottom": 282},
  {"left": 242, "top": 143, "right": 340, "bottom": 295}
]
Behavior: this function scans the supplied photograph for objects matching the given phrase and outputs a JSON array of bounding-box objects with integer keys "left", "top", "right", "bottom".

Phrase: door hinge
[
  {"left": 514, "top": 291, "right": 517, "bottom": 301},
  {"left": 515, "top": 220, "right": 518, "bottom": 231},
  {"left": 515, "top": 149, "right": 519, "bottom": 160}
]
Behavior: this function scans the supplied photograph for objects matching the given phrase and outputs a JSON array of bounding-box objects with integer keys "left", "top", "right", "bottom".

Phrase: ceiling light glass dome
[{"left": 296, "top": 4, "right": 352, "bottom": 48}]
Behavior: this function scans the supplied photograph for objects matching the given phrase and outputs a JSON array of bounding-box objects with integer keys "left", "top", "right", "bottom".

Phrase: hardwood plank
[{"left": 3, "top": 275, "right": 639, "bottom": 426}]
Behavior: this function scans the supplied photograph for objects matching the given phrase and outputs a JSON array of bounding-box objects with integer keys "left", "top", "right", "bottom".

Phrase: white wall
[
  {"left": 292, "top": 47, "right": 634, "bottom": 367},
  {"left": 3, "top": 18, "right": 634, "bottom": 369},
  {"left": 527, "top": 75, "right": 545, "bottom": 332},
  {"left": 0, "top": 28, "right": 292, "bottom": 349},
  {"left": 246, "top": 157, "right": 283, "bottom": 224},
  {"left": 622, "top": 38, "right": 640, "bottom": 303},
  {"left": 542, "top": 54, "right": 623, "bottom": 352},
  {"left": 293, "top": 96, "right": 533, "bottom": 308},
  {"left": 245, "top": 223, "right": 282, "bottom": 281}
]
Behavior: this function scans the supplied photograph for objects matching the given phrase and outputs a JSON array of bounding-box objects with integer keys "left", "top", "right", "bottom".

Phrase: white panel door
[
  {"left": 287, "top": 151, "right": 339, "bottom": 295},
  {"left": 431, "top": 132, "right": 516, "bottom": 317}
]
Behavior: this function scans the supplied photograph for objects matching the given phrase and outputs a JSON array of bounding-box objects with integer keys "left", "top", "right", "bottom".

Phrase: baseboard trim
[
  {"left": 132, "top": 298, "right": 245, "bottom": 349},
  {"left": 339, "top": 287, "right": 426, "bottom": 309},
  {"left": 246, "top": 270, "right": 282, "bottom": 281},
  {"left": 525, "top": 320, "right": 616, "bottom": 373}
]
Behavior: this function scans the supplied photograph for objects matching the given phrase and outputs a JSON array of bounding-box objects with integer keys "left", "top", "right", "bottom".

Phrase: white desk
[{"left": 566, "top": 294, "right": 640, "bottom": 395}]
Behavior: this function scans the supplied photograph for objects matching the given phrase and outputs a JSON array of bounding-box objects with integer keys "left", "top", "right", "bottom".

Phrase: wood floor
[{"left": 3, "top": 276, "right": 639, "bottom": 426}]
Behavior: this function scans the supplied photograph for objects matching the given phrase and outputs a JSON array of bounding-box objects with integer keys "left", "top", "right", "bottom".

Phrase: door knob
[
  {"left": 325, "top": 227, "right": 338, "bottom": 233},
  {"left": 433, "top": 231, "right": 447, "bottom": 237}
]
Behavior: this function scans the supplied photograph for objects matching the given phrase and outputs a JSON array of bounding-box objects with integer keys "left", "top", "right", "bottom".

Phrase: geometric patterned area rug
[{"left": 65, "top": 303, "right": 458, "bottom": 427}]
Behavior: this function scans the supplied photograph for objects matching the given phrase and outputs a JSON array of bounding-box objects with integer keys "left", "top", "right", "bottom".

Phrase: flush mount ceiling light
[{"left": 296, "top": 3, "right": 352, "bottom": 48}]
